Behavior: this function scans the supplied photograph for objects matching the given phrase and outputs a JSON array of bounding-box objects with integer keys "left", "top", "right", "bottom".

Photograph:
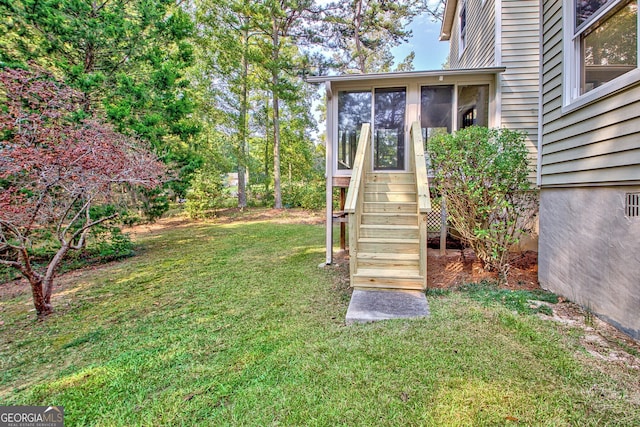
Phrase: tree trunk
[
  {"left": 264, "top": 102, "right": 270, "bottom": 199},
  {"left": 238, "top": 26, "right": 250, "bottom": 209},
  {"left": 18, "top": 248, "right": 52, "bottom": 317},
  {"left": 271, "top": 25, "right": 282, "bottom": 209},
  {"left": 43, "top": 243, "right": 70, "bottom": 307},
  {"left": 29, "top": 276, "right": 53, "bottom": 317},
  {"left": 354, "top": 0, "right": 366, "bottom": 73}
]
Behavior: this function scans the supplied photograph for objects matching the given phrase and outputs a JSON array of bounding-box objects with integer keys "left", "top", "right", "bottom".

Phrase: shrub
[
  {"left": 282, "top": 180, "right": 325, "bottom": 210},
  {"left": 428, "top": 126, "right": 538, "bottom": 280},
  {"left": 90, "top": 227, "right": 134, "bottom": 260},
  {"left": 184, "top": 168, "right": 226, "bottom": 218}
]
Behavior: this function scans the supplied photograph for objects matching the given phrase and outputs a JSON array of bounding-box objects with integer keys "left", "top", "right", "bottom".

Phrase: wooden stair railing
[
  {"left": 410, "top": 122, "right": 432, "bottom": 289},
  {"left": 344, "top": 123, "right": 371, "bottom": 281}
]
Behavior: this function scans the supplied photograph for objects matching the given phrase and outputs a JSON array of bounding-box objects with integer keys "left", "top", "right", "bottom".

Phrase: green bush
[
  {"left": 428, "top": 126, "right": 538, "bottom": 280},
  {"left": 184, "top": 168, "right": 226, "bottom": 218},
  {"left": 282, "top": 180, "right": 325, "bottom": 210},
  {"left": 138, "top": 187, "right": 170, "bottom": 223},
  {"left": 89, "top": 227, "right": 134, "bottom": 260}
]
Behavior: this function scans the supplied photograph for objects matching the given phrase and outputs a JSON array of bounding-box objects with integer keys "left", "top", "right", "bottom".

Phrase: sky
[{"left": 393, "top": 13, "right": 450, "bottom": 71}]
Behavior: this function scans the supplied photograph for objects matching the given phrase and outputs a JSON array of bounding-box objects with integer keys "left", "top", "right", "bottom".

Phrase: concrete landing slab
[{"left": 346, "top": 290, "right": 430, "bottom": 325}]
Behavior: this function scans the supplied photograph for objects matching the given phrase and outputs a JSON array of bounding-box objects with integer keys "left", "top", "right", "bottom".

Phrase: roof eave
[
  {"left": 305, "top": 67, "right": 506, "bottom": 84},
  {"left": 440, "top": 0, "right": 458, "bottom": 41}
]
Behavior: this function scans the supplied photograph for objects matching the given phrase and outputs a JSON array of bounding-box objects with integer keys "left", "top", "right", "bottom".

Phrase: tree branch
[
  {"left": 57, "top": 192, "right": 84, "bottom": 243},
  {"left": 69, "top": 213, "right": 118, "bottom": 250}
]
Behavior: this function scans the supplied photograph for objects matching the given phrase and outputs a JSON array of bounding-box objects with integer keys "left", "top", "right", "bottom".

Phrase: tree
[
  {"left": 255, "top": 0, "right": 314, "bottom": 209},
  {"left": 324, "top": 0, "right": 423, "bottom": 73},
  {"left": 0, "top": 0, "right": 200, "bottom": 197},
  {"left": 422, "top": 0, "right": 446, "bottom": 22},
  {"left": 194, "top": 0, "right": 264, "bottom": 209},
  {"left": 0, "top": 67, "right": 166, "bottom": 317},
  {"left": 428, "top": 126, "right": 538, "bottom": 281}
]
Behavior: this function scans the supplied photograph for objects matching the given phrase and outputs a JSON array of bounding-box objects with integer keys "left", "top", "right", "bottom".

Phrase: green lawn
[{"left": 1, "top": 213, "right": 638, "bottom": 426}]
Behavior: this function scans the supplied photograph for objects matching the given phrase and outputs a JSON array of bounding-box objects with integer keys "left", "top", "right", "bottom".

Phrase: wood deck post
[
  {"left": 440, "top": 197, "right": 447, "bottom": 256},
  {"left": 340, "top": 187, "right": 346, "bottom": 250}
]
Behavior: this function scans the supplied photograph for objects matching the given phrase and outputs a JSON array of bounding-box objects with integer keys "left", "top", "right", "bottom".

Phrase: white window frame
[
  {"left": 459, "top": 0, "right": 468, "bottom": 59},
  {"left": 563, "top": 0, "right": 640, "bottom": 111},
  {"left": 332, "top": 85, "right": 410, "bottom": 175}
]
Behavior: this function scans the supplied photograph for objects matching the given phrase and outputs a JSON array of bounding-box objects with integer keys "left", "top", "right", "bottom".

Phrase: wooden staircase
[
  {"left": 353, "top": 172, "right": 424, "bottom": 290},
  {"left": 345, "top": 123, "right": 431, "bottom": 291}
]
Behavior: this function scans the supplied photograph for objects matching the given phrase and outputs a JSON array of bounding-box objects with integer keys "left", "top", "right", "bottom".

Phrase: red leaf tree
[{"left": 0, "top": 66, "right": 167, "bottom": 317}]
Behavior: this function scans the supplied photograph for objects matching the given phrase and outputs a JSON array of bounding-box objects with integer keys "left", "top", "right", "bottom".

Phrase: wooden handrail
[
  {"left": 344, "top": 123, "right": 371, "bottom": 214},
  {"left": 410, "top": 122, "right": 432, "bottom": 214},
  {"left": 411, "top": 122, "right": 431, "bottom": 287}
]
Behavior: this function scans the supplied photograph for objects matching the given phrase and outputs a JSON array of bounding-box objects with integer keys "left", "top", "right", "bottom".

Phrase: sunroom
[{"left": 308, "top": 68, "right": 504, "bottom": 290}]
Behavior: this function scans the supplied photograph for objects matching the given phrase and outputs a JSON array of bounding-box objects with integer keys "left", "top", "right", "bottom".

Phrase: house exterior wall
[
  {"left": 540, "top": 0, "right": 640, "bottom": 339},
  {"left": 444, "top": 0, "right": 540, "bottom": 173},
  {"left": 448, "top": 0, "right": 496, "bottom": 69},
  {"left": 501, "top": 0, "right": 540, "bottom": 167},
  {"left": 538, "top": 187, "right": 640, "bottom": 340},
  {"left": 540, "top": 0, "right": 640, "bottom": 185}
]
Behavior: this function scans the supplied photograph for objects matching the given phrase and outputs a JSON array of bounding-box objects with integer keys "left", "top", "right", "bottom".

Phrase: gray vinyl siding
[
  {"left": 501, "top": 0, "right": 540, "bottom": 165},
  {"left": 540, "top": 0, "right": 640, "bottom": 186},
  {"left": 450, "top": 0, "right": 495, "bottom": 69},
  {"left": 445, "top": 0, "right": 541, "bottom": 171}
]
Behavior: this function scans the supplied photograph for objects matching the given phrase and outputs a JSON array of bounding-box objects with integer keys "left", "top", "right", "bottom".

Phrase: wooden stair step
[
  {"left": 357, "top": 237, "right": 420, "bottom": 253},
  {"left": 351, "top": 278, "right": 425, "bottom": 290},
  {"left": 360, "top": 224, "right": 419, "bottom": 239},
  {"left": 357, "top": 252, "right": 420, "bottom": 261},
  {"left": 356, "top": 252, "right": 420, "bottom": 269},
  {"left": 365, "top": 182, "right": 415, "bottom": 192},
  {"left": 366, "top": 173, "right": 415, "bottom": 184},
  {"left": 355, "top": 268, "right": 422, "bottom": 279},
  {"left": 360, "top": 224, "right": 419, "bottom": 230},
  {"left": 352, "top": 267, "right": 425, "bottom": 290},
  {"left": 361, "top": 212, "right": 417, "bottom": 225},
  {"left": 364, "top": 191, "right": 416, "bottom": 202},
  {"left": 363, "top": 201, "right": 417, "bottom": 213},
  {"left": 358, "top": 237, "right": 419, "bottom": 244}
]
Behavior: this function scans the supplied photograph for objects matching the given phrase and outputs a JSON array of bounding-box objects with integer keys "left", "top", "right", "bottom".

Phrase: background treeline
[{"left": 1, "top": 0, "right": 445, "bottom": 217}]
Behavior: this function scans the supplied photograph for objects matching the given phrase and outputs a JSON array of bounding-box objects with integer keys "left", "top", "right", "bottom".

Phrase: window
[
  {"left": 420, "top": 86, "right": 453, "bottom": 141},
  {"left": 457, "top": 85, "right": 489, "bottom": 129},
  {"left": 374, "top": 88, "right": 406, "bottom": 170},
  {"left": 565, "top": 0, "right": 639, "bottom": 105},
  {"left": 421, "top": 86, "right": 453, "bottom": 174},
  {"left": 337, "top": 91, "right": 371, "bottom": 170},
  {"left": 459, "top": 0, "right": 467, "bottom": 57}
]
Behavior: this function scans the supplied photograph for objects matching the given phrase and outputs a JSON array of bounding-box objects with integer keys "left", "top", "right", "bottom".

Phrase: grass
[
  {"left": 453, "top": 281, "right": 559, "bottom": 315},
  {"left": 1, "top": 214, "right": 639, "bottom": 426}
]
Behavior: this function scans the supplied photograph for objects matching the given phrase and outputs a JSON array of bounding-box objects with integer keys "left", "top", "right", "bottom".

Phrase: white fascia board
[
  {"left": 306, "top": 67, "right": 506, "bottom": 84},
  {"left": 440, "top": 0, "right": 459, "bottom": 41}
]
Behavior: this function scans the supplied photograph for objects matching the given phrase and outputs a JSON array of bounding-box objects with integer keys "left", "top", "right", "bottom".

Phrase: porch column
[{"left": 325, "top": 81, "right": 334, "bottom": 265}]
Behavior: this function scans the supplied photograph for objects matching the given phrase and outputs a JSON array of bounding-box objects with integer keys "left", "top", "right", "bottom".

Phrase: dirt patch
[
  {"left": 125, "top": 208, "right": 324, "bottom": 239},
  {"left": 426, "top": 248, "right": 539, "bottom": 290},
  {"left": 542, "top": 300, "right": 640, "bottom": 384}
]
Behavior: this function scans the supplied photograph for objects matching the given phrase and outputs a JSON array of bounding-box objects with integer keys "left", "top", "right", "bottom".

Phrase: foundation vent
[{"left": 626, "top": 193, "right": 640, "bottom": 218}]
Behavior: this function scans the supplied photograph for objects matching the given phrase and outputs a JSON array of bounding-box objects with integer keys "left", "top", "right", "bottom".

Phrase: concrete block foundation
[{"left": 539, "top": 186, "right": 640, "bottom": 340}]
